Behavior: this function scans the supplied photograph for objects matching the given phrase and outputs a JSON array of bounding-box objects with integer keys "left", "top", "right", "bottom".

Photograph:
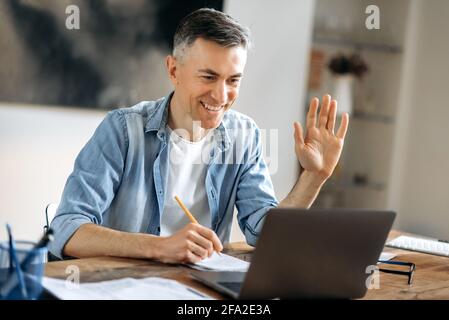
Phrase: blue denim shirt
[{"left": 49, "top": 93, "right": 278, "bottom": 259}]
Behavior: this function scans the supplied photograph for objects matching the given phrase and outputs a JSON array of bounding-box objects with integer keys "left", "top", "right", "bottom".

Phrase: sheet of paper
[
  {"left": 190, "top": 252, "right": 250, "bottom": 272},
  {"left": 379, "top": 251, "right": 396, "bottom": 261},
  {"left": 42, "top": 276, "right": 213, "bottom": 300}
]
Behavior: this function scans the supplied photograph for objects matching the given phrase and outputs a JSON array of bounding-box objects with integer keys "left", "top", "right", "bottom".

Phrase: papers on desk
[
  {"left": 190, "top": 252, "right": 250, "bottom": 272},
  {"left": 189, "top": 251, "right": 392, "bottom": 272},
  {"left": 42, "top": 276, "right": 213, "bottom": 300},
  {"left": 379, "top": 251, "right": 396, "bottom": 261}
]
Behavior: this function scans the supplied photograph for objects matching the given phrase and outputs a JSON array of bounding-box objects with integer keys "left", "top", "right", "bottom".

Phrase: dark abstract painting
[{"left": 0, "top": 0, "right": 223, "bottom": 109}]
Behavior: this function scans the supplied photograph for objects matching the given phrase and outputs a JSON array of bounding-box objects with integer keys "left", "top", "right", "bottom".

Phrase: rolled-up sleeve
[
  {"left": 48, "top": 111, "right": 128, "bottom": 258},
  {"left": 235, "top": 125, "right": 278, "bottom": 247}
]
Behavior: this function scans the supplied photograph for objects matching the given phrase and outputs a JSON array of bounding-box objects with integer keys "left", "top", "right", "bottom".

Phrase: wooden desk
[
  {"left": 364, "top": 230, "right": 449, "bottom": 299},
  {"left": 45, "top": 231, "right": 449, "bottom": 299},
  {"left": 44, "top": 242, "right": 252, "bottom": 300}
]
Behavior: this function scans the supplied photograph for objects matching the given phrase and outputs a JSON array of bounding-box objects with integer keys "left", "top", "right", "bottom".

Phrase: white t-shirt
[{"left": 160, "top": 126, "right": 215, "bottom": 236}]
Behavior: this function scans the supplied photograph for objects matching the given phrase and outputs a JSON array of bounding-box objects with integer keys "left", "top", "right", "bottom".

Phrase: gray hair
[{"left": 173, "top": 8, "right": 251, "bottom": 60}]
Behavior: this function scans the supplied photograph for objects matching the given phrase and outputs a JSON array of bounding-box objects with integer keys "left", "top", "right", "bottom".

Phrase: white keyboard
[{"left": 386, "top": 235, "right": 449, "bottom": 257}]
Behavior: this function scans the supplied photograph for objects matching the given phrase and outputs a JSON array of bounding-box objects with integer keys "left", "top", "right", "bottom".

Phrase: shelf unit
[{"left": 308, "top": 2, "right": 407, "bottom": 210}]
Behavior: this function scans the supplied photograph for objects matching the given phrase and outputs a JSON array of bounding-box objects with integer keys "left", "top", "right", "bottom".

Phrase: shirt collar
[{"left": 145, "top": 91, "right": 230, "bottom": 151}]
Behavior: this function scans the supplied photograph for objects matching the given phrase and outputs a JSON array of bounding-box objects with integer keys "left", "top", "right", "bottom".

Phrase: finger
[
  {"left": 293, "top": 122, "right": 304, "bottom": 147},
  {"left": 306, "top": 97, "right": 319, "bottom": 129},
  {"left": 187, "top": 230, "right": 214, "bottom": 257},
  {"left": 185, "top": 250, "right": 203, "bottom": 264},
  {"left": 195, "top": 225, "right": 223, "bottom": 253},
  {"left": 318, "top": 94, "right": 331, "bottom": 128},
  {"left": 336, "top": 112, "right": 349, "bottom": 139},
  {"left": 327, "top": 100, "right": 337, "bottom": 134},
  {"left": 187, "top": 240, "right": 209, "bottom": 260}
]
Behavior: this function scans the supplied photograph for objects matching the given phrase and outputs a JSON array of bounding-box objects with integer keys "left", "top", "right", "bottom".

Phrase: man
[{"left": 49, "top": 8, "right": 348, "bottom": 263}]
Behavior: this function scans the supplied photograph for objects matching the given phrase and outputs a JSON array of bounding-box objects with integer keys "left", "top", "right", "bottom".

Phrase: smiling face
[{"left": 166, "top": 38, "right": 247, "bottom": 131}]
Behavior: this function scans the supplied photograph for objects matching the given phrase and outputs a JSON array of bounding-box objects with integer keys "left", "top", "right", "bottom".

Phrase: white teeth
[{"left": 201, "top": 101, "right": 222, "bottom": 111}]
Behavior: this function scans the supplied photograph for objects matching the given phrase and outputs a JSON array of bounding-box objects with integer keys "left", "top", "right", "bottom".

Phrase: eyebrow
[{"left": 198, "top": 68, "right": 243, "bottom": 78}]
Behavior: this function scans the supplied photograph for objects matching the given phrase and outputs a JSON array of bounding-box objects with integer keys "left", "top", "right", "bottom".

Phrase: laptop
[{"left": 190, "top": 208, "right": 396, "bottom": 299}]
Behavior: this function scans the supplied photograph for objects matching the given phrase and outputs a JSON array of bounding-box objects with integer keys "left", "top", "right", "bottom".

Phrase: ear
[{"left": 166, "top": 55, "right": 179, "bottom": 86}]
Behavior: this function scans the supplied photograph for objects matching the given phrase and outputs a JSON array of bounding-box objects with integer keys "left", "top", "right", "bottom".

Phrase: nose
[{"left": 210, "top": 81, "right": 227, "bottom": 105}]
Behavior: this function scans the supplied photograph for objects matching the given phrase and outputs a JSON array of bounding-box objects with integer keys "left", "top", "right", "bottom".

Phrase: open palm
[{"left": 294, "top": 95, "right": 349, "bottom": 179}]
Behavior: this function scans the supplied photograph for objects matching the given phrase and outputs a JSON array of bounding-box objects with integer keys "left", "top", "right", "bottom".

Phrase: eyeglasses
[{"left": 378, "top": 260, "right": 416, "bottom": 285}]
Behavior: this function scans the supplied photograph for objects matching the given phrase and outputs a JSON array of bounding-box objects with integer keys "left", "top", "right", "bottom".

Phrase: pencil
[
  {"left": 5, "top": 224, "right": 28, "bottom": 299},
  {"left": 174, "top": 195, "right": 199, "bottom": 224},
  {"left": 174, "top": 195, "right": 221, "bottom": 256}
]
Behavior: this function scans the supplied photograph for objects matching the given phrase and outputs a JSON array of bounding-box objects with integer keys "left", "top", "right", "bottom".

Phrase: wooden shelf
[
  {"left": 313, "top": 34, "right": 403, "bottom": 54},
  {"left": 322, "top": 181, "right": 386, "bottom": 192},
  {"left": 352, "top": 110, "right": 395, "bottom": 124}
]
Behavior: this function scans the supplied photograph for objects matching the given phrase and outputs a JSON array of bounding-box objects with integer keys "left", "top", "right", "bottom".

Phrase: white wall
[
  {"left": 388, "top": 0, "right": 449, "bottom": 239},
  {"left": 225, "top": 0, "right": 316, "bottom": 241},
  {"left": 0, "top": 104, "right": 106, "bottom": 241}
]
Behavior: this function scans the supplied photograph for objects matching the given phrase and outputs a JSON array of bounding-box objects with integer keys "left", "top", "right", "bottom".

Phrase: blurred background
[{"left": 0, "top": 0, "right": 448, "bottom": 244}]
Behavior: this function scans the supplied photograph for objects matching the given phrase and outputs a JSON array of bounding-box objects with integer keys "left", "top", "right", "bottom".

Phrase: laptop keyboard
[
  {"left": 386, "top": 235, "right": 449, "bottom": 257},
  {"left": 218, "top": 282, "right": 242, "bottom": 293}
]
